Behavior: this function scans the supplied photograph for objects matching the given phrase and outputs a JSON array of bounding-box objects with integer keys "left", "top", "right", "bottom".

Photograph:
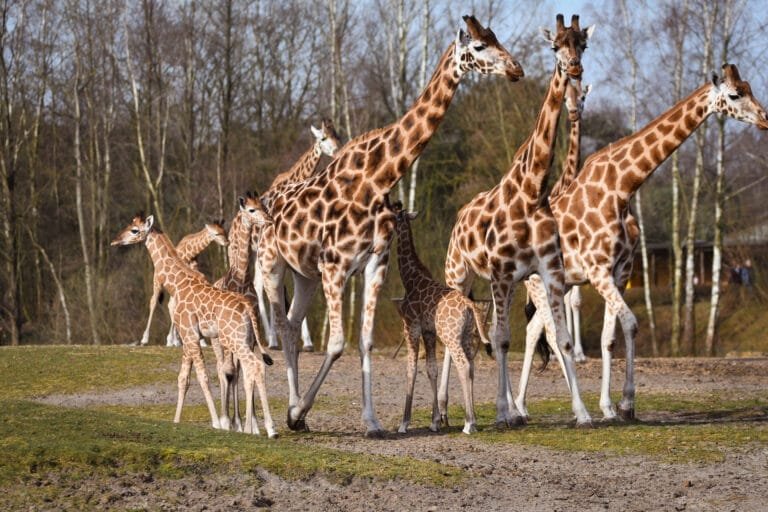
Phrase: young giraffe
[
  {"left": 137, "top": 221, "right": 228, "bottom": 347},
  {"left": 392, "top": 202, "right": 492, "bottom": 435},
  {"left": 255, "top": 119, "right": 343, "bottom": 351},
  {"left": 111, "top": 214, "right": 277, "bottom": 437},
  {"left": 256, "top": 15, "right": 523, "bottom": 435},
  {"left": 442, "top": 15, "right": 594, "bottom": 428},
  {"left": 523, "top": 64, "right": 768, "bottom": 421}
]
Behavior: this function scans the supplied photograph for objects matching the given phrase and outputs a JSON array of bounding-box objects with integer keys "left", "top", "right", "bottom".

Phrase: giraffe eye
[
  {"left": 473, "top": 44, "right": 486, "bottom": 51},
  {"left": 728, "top": 93, "right": 740, "bottom": 100},
  {"left": 130, "top": 228, "right": 139, "bottom": 234}
]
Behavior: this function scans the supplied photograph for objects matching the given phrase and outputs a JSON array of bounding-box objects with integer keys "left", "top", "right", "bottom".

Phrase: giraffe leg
[
  {"left": 174, "top": 350, "right": 193, "bottom": 424},
  {"left": 517, "top": 278, "right": 551, "bottom": 420},
  {"left": 398, "top": 319, "right": 421, "bottom": 434},
  {"left": 176, "top": 324, "right": 221, "bottom": 429},
  {"left": 439, "top": 253, "right": 475, "bottom": 428},
  {"left": 300, "top": 319, "right": 314, "bottom": 351},
  {"left": 442, "top": 311, "right": 477, "bottom": 434},
  {"left": 537, "top": 269, "right": 592, "bottom": 427},
  {"left": 422, "top": 331, "right": 441, "bottom": 433},
  {"left": 569, "top": 286, "right": 586, "bottom": 362},
  {"left": 165, "top": 295, "right": 181, "bottom": 347},
  {"left": 287, "top": 263, "right": 346, "bottom": 431},
  {"left": 253, "top": 260, "right": 278, "bottom": 349},
  {"left": 209, "top": 337, "right": 232, "bottom": 431},
  {"left": 356, "top": 251, "right": 389, "bottom": 436},
  {"left": 253, "top": 356, "right": 277, "bottom": 438},
  {"left": 437, "top": 349, "right": 452, "bottom": 428},
  {"left": 489, "top": 279, "right": 524, "bottom": 428},
  {"left": 139, "top": 281, "right": 162, "bottom": 346},
  {"left": 240, "top": 355, "right": 260, "bottom": 436},
  {"left": 591, "top": 268, "right": 637, "bottom": 421}
]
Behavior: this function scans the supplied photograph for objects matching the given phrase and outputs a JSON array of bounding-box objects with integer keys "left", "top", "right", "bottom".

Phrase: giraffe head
[
  {"left": 310, "top": 118, "right": 342, "bottom": 157},
  {"left": 111, "top": 214, "right": 154, "bottom": 246},
  {"left": 391, "top": 200, "right": 418, "bottom": 235},
  {"left": 455, "top": 15, "right": 524, "bottom": 81},
  {"left": 205, "top": 220, "right": 228, "bottom": 247},
  {"left": 238, "top": 192, "right": 273, "bottom": 229},
  {"left": 540, "top": 14, "right": 594, "bottom": 79},
  {"left": 565, "top": 81, "right": 591, "bottom": 122},
  {"left": 710, "top": 64, "right": 768, "bottom": 130}
]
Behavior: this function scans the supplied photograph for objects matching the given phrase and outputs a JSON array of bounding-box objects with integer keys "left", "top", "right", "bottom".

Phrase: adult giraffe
[
  {"left": 523, "top": 64, "right": 768, "bottom": 421},
  {"left": 257, "top": 15, "right": 523, "bottom": 435},
  {"left": 442, "top": 14, "right": 594, "bottom": 428},
  {"left": 255, "top": 120, "right": 342, "bottom": 351}
]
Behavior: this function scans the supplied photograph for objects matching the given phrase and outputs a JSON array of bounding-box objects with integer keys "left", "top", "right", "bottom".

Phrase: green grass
[
  {"left": 409, "top": 392, "right": 768, "bottom": 463},
  {"left": 0, "top": 400, "right": 464, "bottom": 487},
  {"left": 0, "top": 346, "right": 180, "bottom": 399}
]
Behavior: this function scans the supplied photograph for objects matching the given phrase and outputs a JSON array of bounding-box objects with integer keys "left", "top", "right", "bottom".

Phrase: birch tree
[{"left": 682, "top": 0, "right": 716, "bottom": 353}]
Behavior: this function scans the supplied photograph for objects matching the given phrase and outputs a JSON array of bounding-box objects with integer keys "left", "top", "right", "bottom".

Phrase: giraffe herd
[{"left": 112, "top": 13, "right": 768, "bottom": 438}]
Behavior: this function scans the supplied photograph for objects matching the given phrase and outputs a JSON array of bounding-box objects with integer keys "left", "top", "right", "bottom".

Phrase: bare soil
[{"left": 34, "top": 352, "right": 768, "bottom": 511}]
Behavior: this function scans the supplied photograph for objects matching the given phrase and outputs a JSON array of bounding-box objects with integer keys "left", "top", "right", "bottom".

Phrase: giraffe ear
[
  {"left": 456, "top": 28, "right": 471, "bottom": 48},
  {"left": 238, "top": 196, "right": 246, "bottom": 209},
  {"left": 584, "top": 24, "right": 596, "bottom": 40},
  {"left": 711, "top": 71, "right": 721, "bottom": 88},
  {"left": 539, "top": 27, "right": 555, "bottom": 45},
  {"left": 145, "top": 215, "right": 154, "bottom": 230},
  {"left": 310, "top": 125, "right": 323, "bottom": 139},
  {"left": 583, "top": 84, "right": 592, "bottom": 97}
]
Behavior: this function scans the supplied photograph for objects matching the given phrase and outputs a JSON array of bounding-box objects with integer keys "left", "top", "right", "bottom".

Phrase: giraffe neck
[
  {"left": 225, "top": 213, "right": 253, "bottom": 283},
  {"left": 175, "top": 227, "right": 212, "bottom": 264},
  {"left": 550, "top": 116, "right": 581, "bottom": 199},
  {"left": 507, "top": 65, "right": 569, "bottom": 205},
  {"left": 145, "top": 230, "right": 198, "bottom": 296},
  {"left": 290, "top": 143, "right": 323, "bottom": 183},
  {"left": 395, "top": 221, "right": 434, "bottom": 288},
  {"left": 360, "top": 43, "right": 462, "bottom": 194},
  {"left": 593, "top": 83, "right": 712, "bottom": 202}
]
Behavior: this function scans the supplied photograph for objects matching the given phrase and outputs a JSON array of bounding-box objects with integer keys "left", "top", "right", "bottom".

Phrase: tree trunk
[{"left": 73, "top": 62, "right": 101, "bottom": 345}]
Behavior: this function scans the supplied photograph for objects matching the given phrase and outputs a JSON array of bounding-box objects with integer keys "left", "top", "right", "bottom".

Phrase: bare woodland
[{"left": 0, "top": 0, "right": 766, "bottom": 355}]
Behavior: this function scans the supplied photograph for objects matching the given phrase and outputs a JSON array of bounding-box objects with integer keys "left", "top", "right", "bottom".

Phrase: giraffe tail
[
  {"left": 524, "top": 298, "right": 550, "bottom": 372},
  {"left": 246, "top": 307, "right": 274, "bottom": 366},
  {"left": 468, "top": 299, "right": 493, "bottom": 358}
]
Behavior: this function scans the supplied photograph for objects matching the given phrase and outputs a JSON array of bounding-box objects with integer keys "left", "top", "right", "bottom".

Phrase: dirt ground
[{"left": 35, "top": 352, "right": 768, "bottom": 511}]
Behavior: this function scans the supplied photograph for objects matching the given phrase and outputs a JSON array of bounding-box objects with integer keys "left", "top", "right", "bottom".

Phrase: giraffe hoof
[
  {"left": 287, "top": 408, "right": 309, "bottom": 432},
  {"left": 364, "top": 428, "right": 386, "bottom": 439},
  {"left": 575, "top": 419, "right": 594, "bottom": 429},
  {"left": 439, "top": 414, "right": 450, "bottom": 428},
  {"left": 302, "top": 345, "right": 314, "bottom": 353},
  {"left": 618, "top": 406, "right": 636, "bottom": 422},
  {"left": 506, "top": 416, "right": 527, "bottom": 428}
]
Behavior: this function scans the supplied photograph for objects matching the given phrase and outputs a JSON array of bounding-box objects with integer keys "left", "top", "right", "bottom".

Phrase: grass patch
[
  {"left": 0, "top": 400, "right": 464, "bottom": 487},
  {"left": 0, "top": 346, "right": 181, "bottom": 399},
  {"left": 416, "top": 393, "right": 768, "bottom": 463},
  {"left": 479, "top": 422, "right": 768, "bottom": 463}
]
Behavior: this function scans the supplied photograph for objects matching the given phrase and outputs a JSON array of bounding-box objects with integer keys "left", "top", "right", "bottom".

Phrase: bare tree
[
  {"left": 705, "top": 0, "right": 747, "bottom": 354},
  {"left": 682, "top": 0, "right": 716, "bottom": 353}
]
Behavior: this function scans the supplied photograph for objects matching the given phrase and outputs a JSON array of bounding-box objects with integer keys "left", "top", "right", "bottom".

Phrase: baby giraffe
[
  {"left": 393, "top": 202, "right": 491, "bottom": 435},
  {"left": 137, "top": 220, "right": 228, "bottom": 347},
  {"left": 112, "top": 214, "right": 277, "bottom": 437}
]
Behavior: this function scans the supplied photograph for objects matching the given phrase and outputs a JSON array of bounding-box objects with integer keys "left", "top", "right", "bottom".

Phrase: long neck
[
  {"left": 396, "top": 221, "right": 433, "bottom": 288},
  {"left": 175, "top": 227, "right": 211, "bottom": 264},
  {"left": 508, "top": 65, "right": 569, "bottom": 204},
  {"left": 550, "top": 116, "right": 581, "bottom": 199},
  {"left": 593, "top": 83, "right": 712, "bottom": 202},
  {"left": 226, "top": 213, "right": 253, "bottom": 283},
  {"left": 367, "top": 44, "right": 462, "bottom": 194},
  {"left": 145, "top": 231, "right": 195, "bottom": 296},
  {"left": 290, "top": 144, "right": 323, "bottom": 182}
]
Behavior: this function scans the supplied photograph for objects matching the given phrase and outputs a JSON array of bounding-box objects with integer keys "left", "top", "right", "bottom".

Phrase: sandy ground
[{"left": 32, "top": 351, "right": 768, "bottom": 511}]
